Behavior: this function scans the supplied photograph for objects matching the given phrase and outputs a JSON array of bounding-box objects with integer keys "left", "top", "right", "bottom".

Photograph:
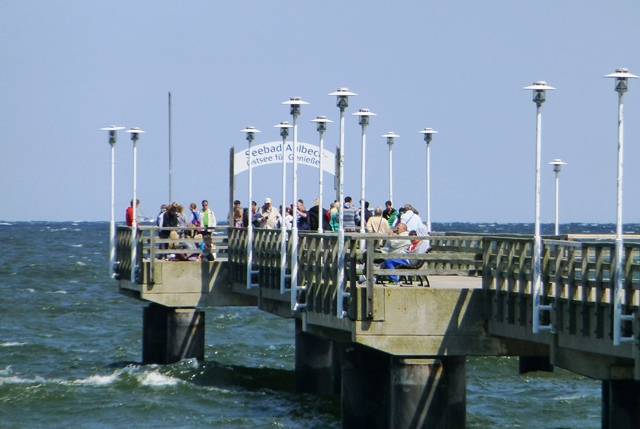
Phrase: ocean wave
[
  {"left": 138, "top": 370, "right": 181, "bottom": 387},
  {"left": 0, "top": 342, "right": 27, "bottom": 347},
  {"left": 70, "top": 374, "right": 118, "bottom": 386}
]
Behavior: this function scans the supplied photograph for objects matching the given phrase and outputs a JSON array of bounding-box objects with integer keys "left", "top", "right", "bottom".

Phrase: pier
[{"left": 114, "top": 225, "right": 640, "bottom": 428}]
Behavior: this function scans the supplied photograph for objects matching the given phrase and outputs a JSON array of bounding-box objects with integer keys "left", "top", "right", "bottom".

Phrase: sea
[{"left": 1, "top": 221, "right": 638, "bottom": 428}]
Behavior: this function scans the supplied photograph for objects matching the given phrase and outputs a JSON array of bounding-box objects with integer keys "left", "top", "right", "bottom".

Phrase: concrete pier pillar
[
  {"left": 602, "top": 380, "right": 640, "bottom": 429},
  {"left": 142, "top": 303, "right": 205, "bottom": 364},
  {"left": 342, "top": 345, "right": 466, "bottom": 429},
  {"left": 294, "top": 319, "right": 343, "bottom": 395},
  {"left": 519, "top": 356, "right": 553, "bottom": 374}
]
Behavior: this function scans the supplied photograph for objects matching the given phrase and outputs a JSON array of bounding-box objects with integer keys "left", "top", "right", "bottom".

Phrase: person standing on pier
[
  {"left": 126, "top": 199, "right": 140, "bottom": 227},
  {"left": 200, "top": 200, "right": 217, "bottom": 234},
  {"left": 243, "top": 201, "right": 259, "bottom": 227},
  {"left": 382, "top": 201, "right": 398, "bottom": 228},
  {"left": 227, "top": 200, "right": 241, "bottom": 225},
  {"left": 308, "top": 198, "right": 331, "bottom": 232},
  {"left": 399, "top": 204, "right": 423, "bottom": 232},
  {"left": 256, "top": 197, "right": 281, "bottom": 229},
  {"left": 296, "top": 200, "right": 310, "bottom": 231},
  {"left": 343, "top": 196, "right": 360, "bottom": 232}
]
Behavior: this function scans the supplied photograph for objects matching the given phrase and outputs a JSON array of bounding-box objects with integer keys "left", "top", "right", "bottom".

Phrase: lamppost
[
  {"left": 241, "top": 126, "right": 261, "bottom": 289},
  {"left": 282, "top": 97, "right": 309, "bottom": 311},
  {"left": 419, "top": 128, "right": 438, "bottom": 234},
  {"left": 382, "top": 132, "right": 399, "bottom": 204},
  {"left": 548, "top": 159, "right": 566, "bottom": 235},
  {"left": 523, "top": 81, "right": 555, "bottom": 334},
  {"left": 311, "top": 116, "right": 333, "bottom": 233},
  {"left": 125, "top": 127, "right": 145, "bottom": 283},
  {"left": 328, "top": 88, "right": 356, "bottom": 319},
  {"left": 605, "top": 68, "right": 638, "bottom": 345},
  {"left": 274, "top": 121, "right": 292, "bottom": 294},
  {"left": 101, "top": 125, "right": 124, "bottom": 277},
  {"left": 352, "top": 109, "right": 376, "bottom": 240}
]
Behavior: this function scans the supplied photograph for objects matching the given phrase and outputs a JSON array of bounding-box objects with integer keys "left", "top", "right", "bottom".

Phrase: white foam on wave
[
  {"left": 49, "top": 290, "right": 68, "bottom": 294},
  {"left": 0, "top": 342, "right": 27, "bottom": 347},
  {"left": 138, "top": 370, "right": 180, "bottom": 387},
  {"left": 0, "top": 375, "right": 46, "bottom": 385},
  {"left": 72, "top": 244, "right": 83, "bottom": 248},
  {"left": 0, "top": 222, "right": 12, "bottom": 226},
  {"left": 76, "top": 261, "right": 87, "bottom": 266},
  {"left": 71, "top": 373, "right": 118, "bottom": 387}
]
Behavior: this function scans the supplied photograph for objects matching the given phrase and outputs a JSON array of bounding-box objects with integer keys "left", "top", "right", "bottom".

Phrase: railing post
[
  {"left": 337, "top": 234, "right": 351, "bottom": 319},
  {"left": 365, "top": 237, "right": 375, "bottom": 319}
]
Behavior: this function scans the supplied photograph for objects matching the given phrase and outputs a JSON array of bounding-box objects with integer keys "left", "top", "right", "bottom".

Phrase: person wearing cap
[{"left": 257, "top": 197, "right": 281, "bottom": 229}]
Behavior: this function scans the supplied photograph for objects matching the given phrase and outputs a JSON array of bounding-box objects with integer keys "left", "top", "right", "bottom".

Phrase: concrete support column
[
  {"left": 602, "top": 379, "right": 640, "bottom": 429},
  {"left": 342, "top": 345, "right": 466, "bottom": 429},
  {"left": 390, "top": 356, "right": 466, "bottom": 429},
  {"left": 342, "top": 345, "right": 391, "bottom": 428},
  {"left": 519, "top": 356, "right": 553, "bottom": 374},
  {"left": 142, "top": 303, "right": 205, "bottom": 364},
  {"left": 294, "top": 319, "right": 343, "bottom": 395}
]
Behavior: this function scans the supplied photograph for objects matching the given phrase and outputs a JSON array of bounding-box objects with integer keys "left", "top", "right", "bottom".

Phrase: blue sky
[{"left": 2, "top": 2, "right": 640, "bottom": 223}]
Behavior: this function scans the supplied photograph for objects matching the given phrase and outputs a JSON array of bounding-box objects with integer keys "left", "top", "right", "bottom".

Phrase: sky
[{"left": 3, "top": 1, "right": 640, "bottom": 224}]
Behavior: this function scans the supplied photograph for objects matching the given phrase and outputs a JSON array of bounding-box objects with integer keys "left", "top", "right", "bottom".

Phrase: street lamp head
[
  {"left": 523, "top": 81, "right": 555, "bottom": 106},
  {"left": 282, "top": 97, "right": 309, "bottom": 117},
  {"left": 382, "top": 131, "right": 400, "bottom": 146},
  {"left": 274, "top": 121, "right": 292, "bottom": 138},
  {"left": 548, "top": 158, "right": 567, "bottom": 174},
  {"left": 311, "top": 115, "right": 333, "bottom": 133},
  {"left": 125, "top": 127, "right": 145, "bottom": 142},
  {"left": 101, "top": 125, "right": 125, "bottom": 145},
  {"left": 352, "top": 108, "right": 376, "bottom": 127},
  {"left": 604, "top": 68, "right": 639, "bottom": 94},
  {"left": 329, "top": 88, "right": 357, "bottom": 110},
  {"left": 419, "top": 128, "right": 438, "bottom": 144},
  {"left": 241, "top": 126, "right": 261, "bottom": 143}
]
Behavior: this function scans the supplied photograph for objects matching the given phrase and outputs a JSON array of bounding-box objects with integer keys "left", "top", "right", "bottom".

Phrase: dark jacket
[{"left": 307, "top": 205, "right": 331, "bottom": 231}]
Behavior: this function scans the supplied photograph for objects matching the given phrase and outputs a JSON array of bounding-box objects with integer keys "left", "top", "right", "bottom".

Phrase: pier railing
[
  {"left": 114, "top": 225, "right": 228, "bottom": 282},
  {"left": 483, "top": 236, "right": 640, "bottom": 357}
]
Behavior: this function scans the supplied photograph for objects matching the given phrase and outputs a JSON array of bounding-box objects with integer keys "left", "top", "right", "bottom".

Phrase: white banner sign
[{"left": 234, "top": 141, "right": 335, "bottom": 176}]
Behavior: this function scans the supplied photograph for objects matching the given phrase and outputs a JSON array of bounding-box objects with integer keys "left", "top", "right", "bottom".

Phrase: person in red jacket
[{"left": 125, "top": 199, "right": 140, "bottom": 227}]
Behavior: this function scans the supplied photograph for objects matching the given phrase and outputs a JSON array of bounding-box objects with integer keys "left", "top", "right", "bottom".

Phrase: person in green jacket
[{"left": 382, "top": 201, "right": 398, "bottom": 228}]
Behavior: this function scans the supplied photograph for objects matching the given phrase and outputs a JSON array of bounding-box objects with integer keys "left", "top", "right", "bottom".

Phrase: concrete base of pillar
[
  {"left": 602, "top": 380, "right": 640, "bottom": 429},
  {"left": 294, "top": 319, "right": 343, "bottom": 395},
  {"left": 142, "top": 303, "right": 205, "bottom": 364},
  {"left": 342, "top": 345, "right": 466, "bottom": 429},
  {"left": 519, "top": 355, "right": 553, "bottom": 374}
]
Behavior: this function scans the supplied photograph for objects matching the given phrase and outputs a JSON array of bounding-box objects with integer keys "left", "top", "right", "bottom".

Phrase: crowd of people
[
  {"left": 230, "top": 196, "right": 423, "bottom": 235},
  {"left": 126, "top": 197, "right": 428, "bottom": 273}
]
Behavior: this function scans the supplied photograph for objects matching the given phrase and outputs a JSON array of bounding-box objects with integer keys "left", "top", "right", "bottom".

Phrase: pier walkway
[{"left": 113, "top": 225, "right": 640, "bottom": 428}]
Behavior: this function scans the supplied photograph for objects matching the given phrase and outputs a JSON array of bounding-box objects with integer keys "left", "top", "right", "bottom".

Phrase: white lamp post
[
  {"left": 605, "top": 68, "right": 638, "bottom": 345},
  {"left": 241, "top": 126, "right": 261, "bottom": 289},
  {"left": 523, "top": 81, "right": 555, "bottom": 334},
  {"left": 352, "top": 109, "right": 376, "bottom": 241},
  {"left": 328, "top": 88, "right": 356, "bottom": 319},
  {"left": 419, "top": 128, "right": 438, "bottom": 234},
  {"left": 282, "top": 97, "right": 309, "bottom": 311},
  {"left": 101, "top": 125, "right": 124, "bottom": 278},
  {"left": 274, "top": 121, "right": 292, "bottom": 294},
  {"left": 125, "top": 127, "right": 145, "bottom": 283},
  {"left": 548, "top": 159, "right": 566, "bottom": 235},
  {"left": 311, "top": 116, "right": 333, "bottom": 234},
  {"left": 382, "top": 132, "right": 399, "bottom": 204}
]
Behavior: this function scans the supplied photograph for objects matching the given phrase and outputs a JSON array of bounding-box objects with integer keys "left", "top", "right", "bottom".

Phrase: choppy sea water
[{"left": 1, "top": 221, "right": 635, "bottom": 428}]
